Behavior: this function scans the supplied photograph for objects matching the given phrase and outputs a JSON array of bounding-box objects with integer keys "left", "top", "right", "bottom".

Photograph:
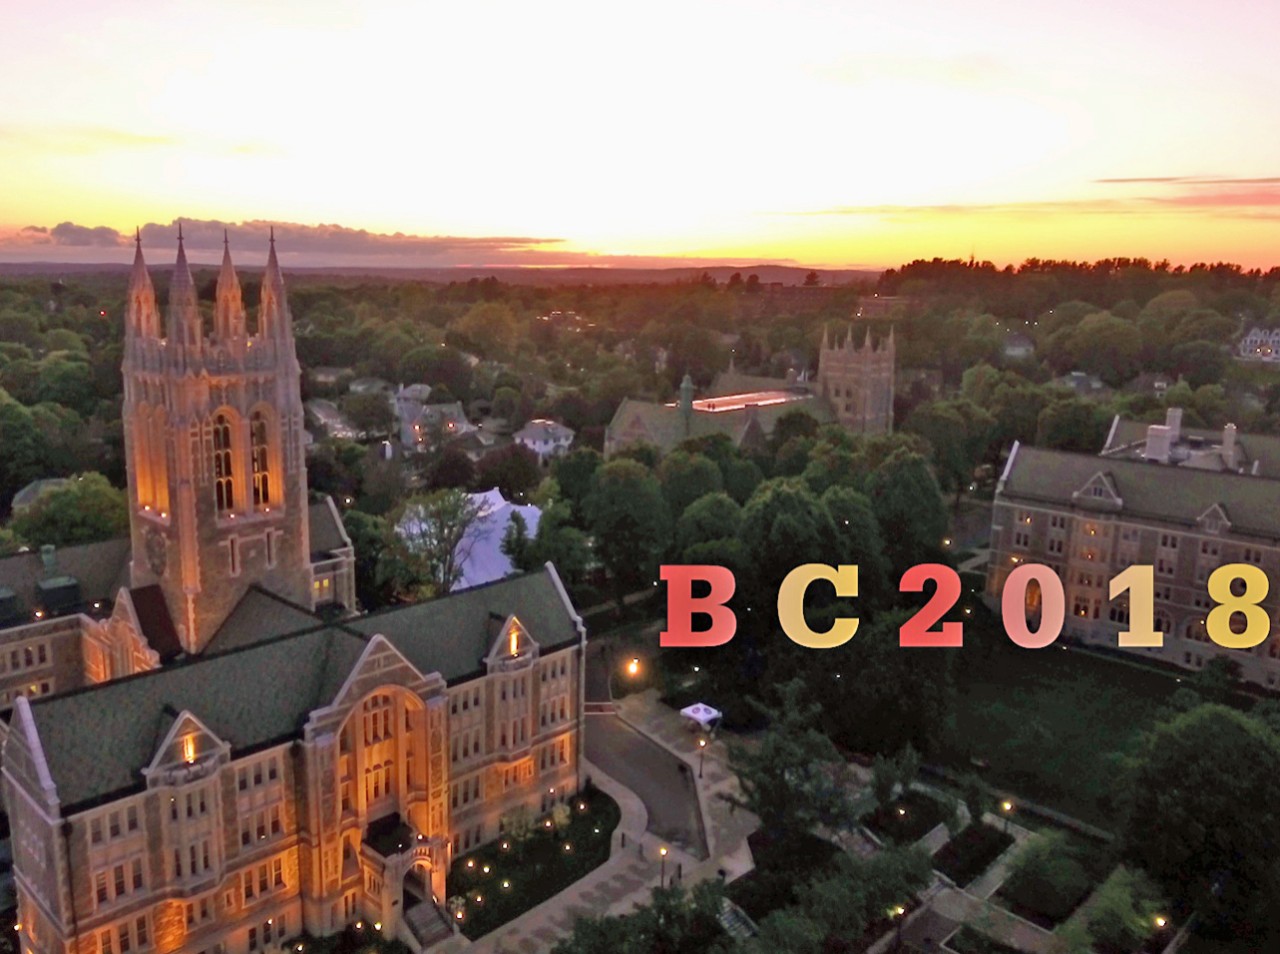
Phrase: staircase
[{"left": 402, "top": 893, "right": 454, "bottom": 950}]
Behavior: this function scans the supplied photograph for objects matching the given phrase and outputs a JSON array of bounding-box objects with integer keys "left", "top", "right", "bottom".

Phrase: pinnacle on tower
[
  {"left": 126, "top": 227, "right": 158, "bottom": 338},
  {"left": 215, "top": 229, "right": 245, "bottom": 339},
  {"left": 259, "top": 226, "right": 290, "bottom": 339},
  {"left": 166, "top": 222, "right": 202, "bottom": 346},
  {"left": 863, "top": 326, "right": 873, "bottom": 351}
]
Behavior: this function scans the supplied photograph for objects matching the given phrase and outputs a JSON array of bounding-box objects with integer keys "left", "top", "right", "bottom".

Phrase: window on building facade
[
  {"left": 213, "top": 413, "right": 235, "bottom": 513},
  {"left": 250, "top": 411, "right": 271, "bottom": 508}
]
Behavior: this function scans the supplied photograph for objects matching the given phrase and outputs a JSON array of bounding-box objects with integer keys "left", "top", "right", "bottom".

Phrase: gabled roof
[
  {"left": 0, "top": 537, "right": 131, "bottom": 629},
  {"left": 345, "top": 567, "right": 580, "bottom": 682},
  {"left": 128, "top": 585, "right": 183, "bottom": 662},
  {"left": 28, "top": 624, "right": 367, "bottom": 811},
  {"left": 309, "top": 497, "right": 351, "bottom": 558},
  {"left": 1000, "top": 445, "right": 1280, "bottom": 539},
  {"left": 204, "top": 586, "right": 324, "bottom": 656},
  {"left": 606, "top": 394, "right": 835, "bottom": 457},
  {"left": 26, "top": 566, "right": 582, "bottom": 812}
]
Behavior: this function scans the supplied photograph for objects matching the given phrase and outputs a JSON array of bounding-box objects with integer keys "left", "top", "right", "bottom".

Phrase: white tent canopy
[{"left": 679, "top": 702, "right": 722, "bottom": 730}]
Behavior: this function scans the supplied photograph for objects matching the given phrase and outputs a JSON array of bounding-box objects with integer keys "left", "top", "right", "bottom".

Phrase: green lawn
[
  {"left": 446, "top": 788, "right": 621, "bottom": 938},
  {"left": 944, "top": 618, "right": 1183, "bottom": 828}
]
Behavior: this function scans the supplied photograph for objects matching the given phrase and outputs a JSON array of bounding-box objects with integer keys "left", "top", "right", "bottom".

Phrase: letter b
[{"left": 660, "top": 565, "right": 737, "bottom": 647}]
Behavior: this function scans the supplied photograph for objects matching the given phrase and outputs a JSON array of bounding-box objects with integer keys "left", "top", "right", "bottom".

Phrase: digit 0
[
  {"left": 1205, "top": 563, "right": 1270, "bottom": 650},
  {"left": 899, "top": 564, "right": 963, "bottom": 647},
  {"left": 1001, "top": 563, "right": 1064, "bottom": 649}
]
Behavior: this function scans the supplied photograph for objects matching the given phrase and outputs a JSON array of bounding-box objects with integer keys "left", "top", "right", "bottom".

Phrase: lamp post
[
  {"left": 698, "top": 738, "right": 707, "bottom": 779},
  {"left": 891, "top": 905, "right": 906, "bottom": 950},
  {"left": 1001, "top": 800, "right": 1013, "bottom": 834},
  {"left": 659, "top": 846, "right": 668, "bottom": 888}
]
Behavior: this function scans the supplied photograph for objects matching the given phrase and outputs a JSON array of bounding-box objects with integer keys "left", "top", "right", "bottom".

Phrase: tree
[
  {"left": 961, "top": 773, "right": 988, "bottom": 827},
  {"left": 727, "top": 679, "right": 860, "bottom": 842},
  {"left": 388, "top": 489, "right": 484, "bottom": 598},
  {"left": 739, "top": 479, "right": 838, "bottom": 596},
  {"left": 425, "top": 445, "right": 476, "bottom": 490},
  {"left": 550, "top": 881, "right": 725, "bottom": 954},
  {"left": 585, "top": 459, "right": 670, "bottom": 610},
  {"left": 1002, "top": 831, "right": 1091, "bottom": 923},
  {"left": 1191, "top": 655, "right": 1243, "bottom": 705},
  {"left": 341, "top": 509, "right": 393, "bottom": 610},
  {"left": 658, "top": 450, "right": 723, "bottom": 520},
  {"left": 1035, "top": 398, "right": 1109, "bottom": 453},
  {"left": 500, "top": 510, "right": 531, "bottom": 571},
  {"left": 341, "top": 391, "right": 395, "bottom": 437},
  {"left": 675, "top": 492, "right": 742, "bottom": 555},
  {"left": 803, "top": 270, "right": 820, "bottom": 287},
  {"left": 510, "top": 502, "right": 590, "bottom": 585},
  {"left": 491, "top": 385, "right": 522, "bottom": 424},
  {"left": 820, "top": 486, "right": 889, "bottom": 602},
  {"left": 499, "top": 806, "right": 535, "bottom": 860},
  {"left": 1121, "top": 705, "right": 1280, "bottom": 936},
  {"left": 865, "top": 450, "right": 947, "bottom": 578},
  {"left": 306, "top": 439, "right": 365, "bottom": 500},
  {"left": 1086, "top": 868, "right": 1165, "bottom": 954},
  {"left": 552, "top": 447, "right": 601, "bottom": 526},
  {"left": 903, "top": 399, "right": 994, "bottom": 503},
  {"left": 475, "top": 444, "right": 541, "bottom": 500},
  {"left": 8, "top": 473, "right": 127, "bottom": 547}
]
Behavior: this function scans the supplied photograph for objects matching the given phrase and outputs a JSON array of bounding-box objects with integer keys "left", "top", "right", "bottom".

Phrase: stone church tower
[
  {"left": 817, "top": 325, "right": 895, "bottom": 434},
  {"left": 122, "top": 228, "right": 313, "bottom": 653}
]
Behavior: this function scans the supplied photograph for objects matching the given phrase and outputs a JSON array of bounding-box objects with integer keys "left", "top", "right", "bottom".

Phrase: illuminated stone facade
[
  {"left": 122, "top": 230, "right": 322, "bottom": 652},
  {"left": 816, "top": 326, "right": 894, "bottom": 435},
  {"left": 1, "top": 233, "right": 586, "bottom": 954},
  {"left": 5, "top": 577, "right": 586, "bottom": 954}
]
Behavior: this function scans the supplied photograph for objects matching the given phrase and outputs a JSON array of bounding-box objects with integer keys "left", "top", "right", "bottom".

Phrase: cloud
[
  {"left": 1096, "top": 175, "right": 1280, "bottom": 185},
  {"left": 0, "top": 218, "right": 799, "bottom": 269},
  {"left": 50, "top": 222, "right": 126, "bottom": 246}
]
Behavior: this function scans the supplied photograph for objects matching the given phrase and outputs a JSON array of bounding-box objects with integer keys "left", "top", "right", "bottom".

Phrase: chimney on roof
[
  {"left": 1223, "top": 422, "right": 1238, "bottom": 470},
  {"left": 1145, "top": 424, "right": 1172, "bottom": 464},
  {"left": 39, "top": 544, "right": 57, "bottom": 576},
  {"left": 1165, "top": 407, "right": 1183, "bottom": 445}
]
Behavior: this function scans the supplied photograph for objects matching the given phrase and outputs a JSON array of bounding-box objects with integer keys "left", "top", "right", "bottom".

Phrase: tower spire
[
  {"left": 259, "top": 228, "right": 291, "bottom": 339},
  {"left": 215, "top": 229, "right": 245, "bottom": 340},
  {"left": 126, "top": 227, "right": 158, "bottom": 338},
  {"left": 166, "top": 223, "right": 201, "bottom": 347}
]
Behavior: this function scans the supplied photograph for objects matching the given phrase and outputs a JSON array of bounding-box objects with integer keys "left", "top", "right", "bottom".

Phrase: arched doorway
[{"left": 402, "top": 860, "right": 452, "bottom": 947}]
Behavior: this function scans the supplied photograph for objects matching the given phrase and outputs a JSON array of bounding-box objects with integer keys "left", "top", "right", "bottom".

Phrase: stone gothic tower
[
  {"left": 817, "top": 324, "right": 895, "bottom": 434},
  {"left": 122, "top": 228, "right": 312, "bottom": 653}
]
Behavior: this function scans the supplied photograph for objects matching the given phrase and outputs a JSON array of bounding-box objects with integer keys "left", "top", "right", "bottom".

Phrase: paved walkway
[{"left": 433, "top": 691, "right": 760, "bottom": 952}]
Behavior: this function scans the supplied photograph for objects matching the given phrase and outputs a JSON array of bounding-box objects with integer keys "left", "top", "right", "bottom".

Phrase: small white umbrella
[{"left": 679, "top": 702, "right": 722, "bottom": 731}]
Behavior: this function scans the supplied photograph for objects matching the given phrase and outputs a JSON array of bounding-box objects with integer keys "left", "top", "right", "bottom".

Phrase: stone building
[
  {"left": 1, "top": 232, "right": 588, "bottom": 954},
  {"left": 0, "top": 232, "right": 356, "bottom": 706},
  {"left": 987, "top": 411, "right": 1280, "bottom": 687},
  {"left": 603, "top": 325, "right": 894, "bottom": 458}
]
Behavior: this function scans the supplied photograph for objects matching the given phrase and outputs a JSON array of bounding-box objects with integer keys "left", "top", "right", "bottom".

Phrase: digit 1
[
  {"left": 1002, "top": 564, "right": 1064, "bottom": 649},
  {"left": 1109, "top": 564, "right": 1163, "bottom": 648},
  {"left": 899, "top": 564, "right": 963, "bottom": 647}
]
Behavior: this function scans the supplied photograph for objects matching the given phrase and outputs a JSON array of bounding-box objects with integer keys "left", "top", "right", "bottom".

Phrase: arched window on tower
[
  {"left": 213, "top": 414, "right": 235, "bottom": 514},
  {"left": 251, "top": 411, "right": 271, "bottom": 508}
]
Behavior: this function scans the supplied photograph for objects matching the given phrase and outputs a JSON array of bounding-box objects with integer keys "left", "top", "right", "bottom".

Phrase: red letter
[{"left": 660, "top": 565, "right": 737, "bottom": 647}]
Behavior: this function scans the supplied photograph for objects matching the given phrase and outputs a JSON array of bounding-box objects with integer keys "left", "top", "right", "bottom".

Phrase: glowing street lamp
[
  {"left": 1001, "top": 800, "right": 1014, "bottom": 833},
  {"left": 698, "top": 737, "right": 707, "bottom": 778},
  {"left": 659, "top": 846, "right": 668, "bottom": 887},
  {"left": 627, "top": 657, "right": 640, "bottom": 678}
]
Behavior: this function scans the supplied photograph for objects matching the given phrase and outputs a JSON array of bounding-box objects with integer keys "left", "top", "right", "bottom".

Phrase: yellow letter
[{"left": 777, "top": 564, "right": 859, "bottom": 649}]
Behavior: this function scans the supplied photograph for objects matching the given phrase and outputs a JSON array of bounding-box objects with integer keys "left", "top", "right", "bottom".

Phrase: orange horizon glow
[{"left": 3, "top": 1, "right": 1280, "bottom": 271}]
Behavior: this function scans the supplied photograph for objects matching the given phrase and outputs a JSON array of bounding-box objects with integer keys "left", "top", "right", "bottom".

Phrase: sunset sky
[{"left": 3, "top": 0, "right": 1279, "bottom": 269}]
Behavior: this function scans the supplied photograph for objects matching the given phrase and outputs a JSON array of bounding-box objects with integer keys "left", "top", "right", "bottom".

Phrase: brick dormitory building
[
  {"left": 988, "top": 407, "right": 1280, "bottom": 687},
  {"left": 0, "top": 232, "right": 587, "bottom": 954}
]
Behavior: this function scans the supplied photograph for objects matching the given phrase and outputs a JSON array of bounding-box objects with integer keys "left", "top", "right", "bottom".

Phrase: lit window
[{"left": 213, "top": 414, "right": 235, "bottom": 513}]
